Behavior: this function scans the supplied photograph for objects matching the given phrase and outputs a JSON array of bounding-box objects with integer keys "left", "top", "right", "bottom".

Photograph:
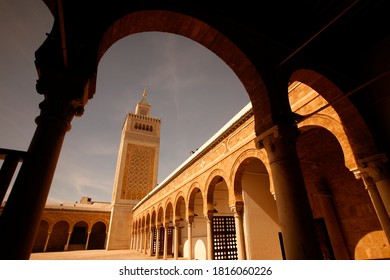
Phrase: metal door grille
[
  {"left": 158, "top": 226, "right": 165, "bottom": 255},
  {"left": 152, "top": 227, "right": 157, "bottom": 255},
  {"left": 167, "top": 227, "right": 173, "bottom": 256},
  {"left": 212, "top": 216, "right": 238, "bottom": 260}
]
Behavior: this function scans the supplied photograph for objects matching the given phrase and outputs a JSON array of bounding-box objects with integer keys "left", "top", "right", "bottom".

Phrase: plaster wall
[{"left": 242, "top": 173, "right": 281, "bottom": 259}]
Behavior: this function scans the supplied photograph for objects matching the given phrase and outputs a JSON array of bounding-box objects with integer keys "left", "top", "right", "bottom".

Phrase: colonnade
[
  {"left": 130, "top": 121, "right": 390, "bottom": 260},
  {"left": 131, "top": 207, "right": 247, "bottom": 260}
]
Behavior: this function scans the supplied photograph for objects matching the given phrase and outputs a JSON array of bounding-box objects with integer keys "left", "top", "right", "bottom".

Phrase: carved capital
[
  {"left": 358, "top": 154, "right": 389, "bottom": 183},
  {"left": 204, "top": 211, "right": 214, "bottom": 222},
  {"left": 230, "top": 201, "right": 244, "bottom": 216},
  {"left": 35, "top": 73, "right": 88, "bottom": 130},
  {"left": 255, "top": 125, "right": 299, "bottom": 163},
  {"left": 186, "top": 217, "right": 194, "bottom": 224}
]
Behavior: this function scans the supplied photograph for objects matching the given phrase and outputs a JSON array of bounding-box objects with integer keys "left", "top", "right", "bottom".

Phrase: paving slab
[{"left": 30, "top": 249, "right": 159, "bottom": 260}]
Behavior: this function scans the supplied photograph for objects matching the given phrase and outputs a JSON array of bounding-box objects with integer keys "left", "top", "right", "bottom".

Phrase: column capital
[
  {"left": 230, "top": 201, "right": 244, "bottom": 216},
  {"left": 204, "top": 211, "right": 214, "bottom": 222},
  {"left": 254, "top": 125, "right": 300, "bottom": 163},
  {"left": 360, "top": 172, "right": 378, "bottom": 191},
  {"left": 35, "top": 74, "right": 88, "bottom": 131},
  {"left": 358, "top": 153, "right": 389, "bottom": 182},
  {"left": 186, "top": 216, "right": 194, "bottom": 224}
]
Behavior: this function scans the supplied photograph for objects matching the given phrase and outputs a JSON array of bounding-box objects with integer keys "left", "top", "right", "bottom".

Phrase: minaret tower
[{"left": 107, "top": 89, "right": 161, "bottom": 249}]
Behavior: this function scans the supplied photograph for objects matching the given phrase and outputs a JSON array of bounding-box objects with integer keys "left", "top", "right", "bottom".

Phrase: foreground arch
[{"left": 0, "top": 1, "right": 389, "bottom": 259}]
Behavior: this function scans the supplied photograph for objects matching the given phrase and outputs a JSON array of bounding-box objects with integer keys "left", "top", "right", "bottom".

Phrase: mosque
[
  {"left": 0, "top": 1, "right": 389, "bottom": 260},
  {"left": 3, "top": 85, "right": 390, "bottom": 260}
]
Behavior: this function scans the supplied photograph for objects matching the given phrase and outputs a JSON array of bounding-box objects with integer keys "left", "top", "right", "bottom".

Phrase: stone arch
[
  {"left": 231, "top": 151, "right": 280, "bottom": 259},
  {"left": 230, "top": 148, "right": 272, "bottom": 204},
  {"left": 188, "top": 182, "right": 203, "bottom": 218},
  {"left": 151, "top": 209, "right": 157, "bottom": 226},
  {"left": 298, "top": 117, "right": 356, "bottom": 171},
  {"left": 69, "top": 221, "right": 89, "bottom": 250},
  {"left": 289, "top": 69, "right": 378, "bottom": 161},
  {"left": 296, "top": 125, "right": 382, "bottom": 259},
  {"left": 96, "top": 10, "right": 271, "bottom": 134},
  {"left": 174, "top": 192, "right": 186, "bottom": 223},
  {"left": 157, "top": 206, "right": 164, "bottom": 226},
  {"left": 47, "top": 220, "right": 69, "bottom": 252},
  {"left": 165, "top": 201, "right": 174, "bottom": 224},
  {"left": 141, "top": 215, "right": 146, "bottom": 230},
  {"left": 205, "top": 169, "right": 230, "bottom": 209},
  {"left": 88, "top": 221, "right": 107, "bottom": 250},
  {"left": 146, "top": 212, "right": 151, "bottom": 229}
]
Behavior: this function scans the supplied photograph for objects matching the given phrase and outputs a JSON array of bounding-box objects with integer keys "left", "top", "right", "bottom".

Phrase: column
[
  {"left": 149, "top": 226, "right": 155, "bottom": 257},
  {"left": 143, "top": 228, "right": 148, "bottom": 254},
  {"left": 205, "top": 212, "right": 214, "bottom": 260},
  {"left": 139, "top": 229, "right": 144, "bottom": 253},
  {"left": 231, "top": 204, "right": 246, "bottom": 260},
  {"left": 357, "top": 171, "right": 390, "bottom": 243},
  {"left": 104, "top": 231, "right": 108, "bottom": 249},
  {"left": 85, "top": 231, "right": 91, "bottom": 250},
  {"left": 137, "top": 230, "right": 141, "bottom": 251},
  {"left": 173, "top": 222, "right": 179, "bottom": 260},
  {"left": 359, "top": 154, "right": 390, "bottom": 217},
  {"left": 255, "top": 125, "right": 323, "bottom": 259},
  {"left": 316, "top": 178, "right": 350, "bottom": 259},
  {"left": 130, "top": 230, "right": 134, "bottom": 250},
  {"left": 155, "top": 225, "right": 161, "bottom": 259},
  {"left": 131, "top": 229, "right": 136, "bottom": 250},
  {"left": 43, "top": 231, "right": 51, "bottom": 252},
  {"left": 0, "top": 84, "right": 85, "bottom": 259},
  {"left": 64, "top": 231, "right": 72, "bottom": 251},
  {"left": 187, "top": 217, "right": 193, "bottom": 260}
]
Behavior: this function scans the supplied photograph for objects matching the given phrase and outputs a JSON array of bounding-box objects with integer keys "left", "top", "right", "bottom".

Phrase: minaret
[{"left": 106, "top": 89, "right": 161, "bottom": 250}]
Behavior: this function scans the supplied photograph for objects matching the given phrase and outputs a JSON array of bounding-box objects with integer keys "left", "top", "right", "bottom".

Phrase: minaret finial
[{"left": 143, "top": 88, "right": 147, "bottom": 98}]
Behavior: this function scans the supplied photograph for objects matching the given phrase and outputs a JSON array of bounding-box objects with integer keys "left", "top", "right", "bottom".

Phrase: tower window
[{"left": 134, "top": 122, "right": 153, "bottom": 132}]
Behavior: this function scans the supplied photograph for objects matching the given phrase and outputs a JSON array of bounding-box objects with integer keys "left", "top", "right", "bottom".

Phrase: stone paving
[{"left": 30, "top": 249, "right": 159, "bottom": 260}]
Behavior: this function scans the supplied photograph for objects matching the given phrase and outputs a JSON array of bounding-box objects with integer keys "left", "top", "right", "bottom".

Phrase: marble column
[
  {"left": 231, "top": 204, "right": 246, "bottom": 260},
  {"left": 155, "top": 225, "right": 161, "bottom": 259},
  {"left": 359, "top": 154, "right": 390, "bottom": 218},
  {"left": 316, "top": 178, "right": 350, "bottom": 259},
  {"left": 85, "top": 231, "right": 91, "bottom": 250},
  {"left": 149, "top": 227, "right": 154, "bottom": 256},
  {"left": 130, "top": 230, "right": 134, "bottom": 250},
  {"left": 173, "top": 222, "right": 179, "bottom": 260},
  {"left": 139, "top": 229, "right": 144, "bottom": 252},
  {"left": 43, "top": 231, "right": 51, "bottom": 252},
  {"left": 138, "top": 229, "right": 142, "bottom": 251},
  {"left": 143, "top": 228, "right": 149, "bottom": 254},
  {"left": 64, "top": 231, "right": 72, "bottom": 251},
  {"left": 205, "top": 212, "right": 214, "bottom": 260},
  {"left": 356, "top": 170, "right": 390, "bottom": 243},
  {"left": 255, "top": 125, "right": 323, "bottom": 259},
  {"left": 187, "top": 217, "right": 193, "bottom": 260},
  {"left": 0, "top": 87, "right": 85, "bottom": 259}
]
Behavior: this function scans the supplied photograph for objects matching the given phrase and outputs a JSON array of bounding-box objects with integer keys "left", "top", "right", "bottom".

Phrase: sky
[{"left": 0, "top": 0, "right": 250, "bottom": 204}]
